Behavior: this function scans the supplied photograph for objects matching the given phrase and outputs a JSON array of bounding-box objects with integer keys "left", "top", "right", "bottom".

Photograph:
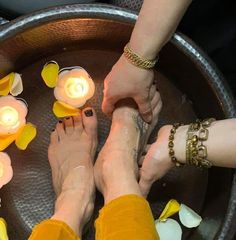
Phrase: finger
[
  {"left": 149, "top": 85, "right": 156, "bottom": 100},
  {"left": 102, "top": 95, "right": 116, "bottom": 117},
  {"left": 139, "top": 172, "right": 153, "bottom": 198},
  {"left": 135, "top": 95, "right": 153, "bottom": 123},
  {"left": 150, "top": 91, "right": 161, "bottom": 111},
  {"left": 153, "top": 97, "right": 163, "bottom": 117}
]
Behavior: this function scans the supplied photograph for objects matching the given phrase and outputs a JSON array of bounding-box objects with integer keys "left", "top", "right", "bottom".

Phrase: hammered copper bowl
[{"left": 0, "top": 4, "right": 236, "bottom": 240}]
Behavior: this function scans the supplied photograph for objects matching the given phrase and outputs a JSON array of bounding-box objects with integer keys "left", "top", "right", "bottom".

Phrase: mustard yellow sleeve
[
  {"left": 28, "top": 219, "right": 80, "bottom": 240},
  {"left": 95, "top": 194, "right": 159, "bottom": 240}
]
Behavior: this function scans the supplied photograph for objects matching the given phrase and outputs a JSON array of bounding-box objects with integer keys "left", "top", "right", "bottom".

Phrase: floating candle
[
  {"left": 0, "top": 106, "right": 19, "bottom": 129},
  {"left": 0, "top": 152, "right": 13, "bottom": 188},
  {"left": 64, "top": 77, "right": 90, "bottom": 99},
  {"left": 54, "top": 67, "right": 95, "bottom": 108},
  {"left": 0, "top": 96, "right": 27, "bottom": 135}
]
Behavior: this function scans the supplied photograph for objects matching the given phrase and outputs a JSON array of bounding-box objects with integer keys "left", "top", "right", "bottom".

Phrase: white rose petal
[
  {"left": 179, "top": 204, "right": 202, "bottom": 228},
  {"left": 155, "top": 218, "right": 182, "bottom": 240},
  {"left": 10, "top": 73, "right": 23, "bottom": 96}
]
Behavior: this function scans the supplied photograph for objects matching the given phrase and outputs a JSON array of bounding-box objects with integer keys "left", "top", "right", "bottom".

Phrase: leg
[
  {"left": 94, "top": 100, "right": 161, "bottom": 240},
  {"left": 29, "top": 108, "right": 97, "bottom": 240}
]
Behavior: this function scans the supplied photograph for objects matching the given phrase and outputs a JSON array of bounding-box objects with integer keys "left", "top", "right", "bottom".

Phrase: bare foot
[
  {"left": 94, "top": 97, "right": 162, "bottom": 203},
  {"left": 48, "top": 108, "right": 97, "bottom": 236}
]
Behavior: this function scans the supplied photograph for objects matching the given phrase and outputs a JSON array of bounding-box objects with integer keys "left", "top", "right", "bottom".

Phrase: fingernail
[
  {"left": 52, "top": 129, "right": 55, "bottom": 132},
  {"left": 59, "top": 120, "right": 62, "bottom": 123},
  {"left": 84, "top": 109, "right": 93, "bottom": 117},
  {"left": 66, "top": 117, "right": 70, "bottom": 120}
]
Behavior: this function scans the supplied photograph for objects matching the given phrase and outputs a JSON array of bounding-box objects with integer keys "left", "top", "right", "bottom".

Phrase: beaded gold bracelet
[
  {"left": 123, "top": 43, "right": 158, "bottom": 69},
  {"left": 168, "top": 123, "right": 185, "bottom": 167},
  {"left": 186, "top": 118, "right": 215, "bottom": 168}
]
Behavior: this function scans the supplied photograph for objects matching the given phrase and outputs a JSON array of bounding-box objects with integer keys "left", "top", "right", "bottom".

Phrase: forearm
[
  {"left": 175, "top": 119, "right": 236, "bottom": 168},
  {"left": 130, "top": 0, "right": 192, "bottom": 59}
]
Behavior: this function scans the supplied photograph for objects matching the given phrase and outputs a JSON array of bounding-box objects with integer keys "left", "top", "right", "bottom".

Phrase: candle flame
[
  {"left": 65, "top": 77, "right": 89, "bottom": 99},
  {"left": 0, "top": 106, "right": 20, "bottom": 129}
]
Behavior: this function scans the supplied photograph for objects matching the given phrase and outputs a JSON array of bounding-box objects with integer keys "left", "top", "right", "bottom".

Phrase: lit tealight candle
[
  {"left": 0, "top": 152, "right": 13, "bottom": 188},
  {"left": 0, "top": 106, "right": 20, "bottom": 129},
  {"left": 54, "top": 67, "right": 95, "bottom": 108},
  {"left": 65, "top": 77, "right": 90, "bottom": 99},
  {"left": 0, "top": 96, "right": 28, "bottom": 135}
]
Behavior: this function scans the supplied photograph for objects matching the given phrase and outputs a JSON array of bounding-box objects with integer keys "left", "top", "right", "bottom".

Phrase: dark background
[{"left": 178, "top": 0, "right": 236, "bottom": 98}]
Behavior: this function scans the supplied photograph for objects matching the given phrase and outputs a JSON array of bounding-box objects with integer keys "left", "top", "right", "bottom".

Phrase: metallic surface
[{"left": 0, "top": 4, "right": 235, "bottom": 240}]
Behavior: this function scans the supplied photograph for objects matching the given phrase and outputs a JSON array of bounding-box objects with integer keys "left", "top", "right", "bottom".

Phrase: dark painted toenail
[
  {"left": 85, "top": 109, "right": 93, "bottom": 117},
  {"left": 59, "top": 120, "right": 62, "bottom": 123},
  {"left": 66, "top": 117, "right": 70, "bottom": 120}
]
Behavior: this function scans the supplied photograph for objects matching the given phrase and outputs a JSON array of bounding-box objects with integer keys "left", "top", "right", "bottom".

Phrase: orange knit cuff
[
  {"left": 29, "top": 219, "right": 80, "bottom": 240},
  {"left": 95, "top": 194, "right": 159, "bottom": 240}
]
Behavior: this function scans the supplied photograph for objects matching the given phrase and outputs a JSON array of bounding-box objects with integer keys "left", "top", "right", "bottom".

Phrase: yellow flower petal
[
  {"left": 159, "top": 199, "right": 180, "bottom": 221},
  {"left": 53, "top": 101, "right": 81, "bottom": 118},
  {"left": 15, "top": 123, "right": 37, "bottom": 150},
  {"left": 0, "top": 72, "right": 15, "bottom": 96},
  {"left": 41, "top": 61, "right": 59, "bottom": 88},
  {"left": 0, "top": 218, "right": 9, "bottom": 240},
  {"left": 0, "top": 133, "right": 18, "bottom": 151}
]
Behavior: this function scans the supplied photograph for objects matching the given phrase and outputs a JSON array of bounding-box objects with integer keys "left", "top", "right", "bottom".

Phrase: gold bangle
[
  {"left": 186, "top": 118, "right": 215, "bottom": 168},
  {"left": 168, "top": 123, "right": 185, "bottom": 167},
  {"left": 123, "top": 43, "right": 158, "bottom": 69}
]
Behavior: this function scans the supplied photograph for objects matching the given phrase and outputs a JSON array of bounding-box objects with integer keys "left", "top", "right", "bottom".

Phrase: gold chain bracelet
[
  {"left": 186, "top": 118, "right": 215, "bottom": 168},
  {"left": 168, "top": 123, "right": 185, "bottom": 167},
  {"left": 123, "top": 43, "right": 158, "bottom": 69}
]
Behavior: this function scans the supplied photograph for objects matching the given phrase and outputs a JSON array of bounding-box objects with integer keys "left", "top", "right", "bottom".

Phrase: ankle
[
  {"left": 97, "top": 158, "right": 141, "bottom": 203},
  {"left": 104, "top": 186, "right": 142, "bottom": 204},
  {"left": 52, "top": 192, "right": 83, "bottom": 236}
]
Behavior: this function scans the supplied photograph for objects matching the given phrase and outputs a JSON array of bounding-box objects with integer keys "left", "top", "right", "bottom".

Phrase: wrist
[
  {"left": 174, "top": 125, "right": 188, "bottom": 164},
  {"left": 129, "top": 38, "right": 159, "bottom": 60},
  {"left": 120, "top": 54, "right": 152, "bottom": 73}
]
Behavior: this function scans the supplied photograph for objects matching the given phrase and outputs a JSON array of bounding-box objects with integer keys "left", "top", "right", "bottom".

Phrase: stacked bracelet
[
  {"left": 168, "top": 119, "right": 215, "bottom": 169},
  {"left": 186, "top": 118, "right": 215, "bottom": 168},
  {"left": 123, "top": 43, "right": 158, "bottom": 69},
  {"left": 168, "top": 123, "right": 185, "bottom": 167}
]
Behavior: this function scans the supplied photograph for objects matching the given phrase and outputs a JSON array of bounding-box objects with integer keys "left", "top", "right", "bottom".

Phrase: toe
[
  {"left": 50, "top": 129, "right": 59, "bottom": 143},
  {"left": 64, "top": 117, "right": 74, "bottom": 135},
  {"left": 56, "top": 120, "right": 65, "bottom": 140},
  {"left": 82, "top": 108, "right": 97, "bottom": 137},
  {"left": 73, "top": 113, "right": 83, "bottom": 133}
]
